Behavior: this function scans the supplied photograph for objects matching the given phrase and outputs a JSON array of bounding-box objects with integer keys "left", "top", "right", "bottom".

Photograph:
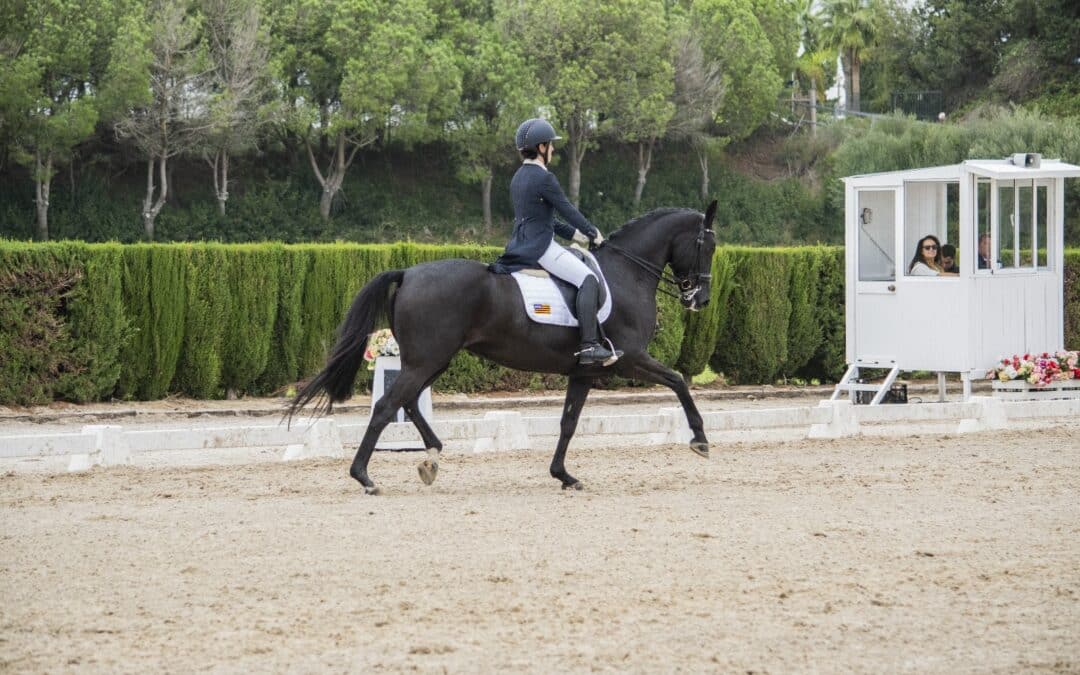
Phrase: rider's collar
[{"left": 522, "top": 158, "right": 547, "bottom": 171}]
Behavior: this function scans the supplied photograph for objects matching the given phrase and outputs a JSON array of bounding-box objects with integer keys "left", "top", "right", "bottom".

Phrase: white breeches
[{"left": 537, "top": 239, "right": 595, "bottom": 289}]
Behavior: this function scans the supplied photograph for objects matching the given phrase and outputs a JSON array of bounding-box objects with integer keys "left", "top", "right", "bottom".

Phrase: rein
[{"left": 603, "top": 216, "right": 714, "bottom": 302}]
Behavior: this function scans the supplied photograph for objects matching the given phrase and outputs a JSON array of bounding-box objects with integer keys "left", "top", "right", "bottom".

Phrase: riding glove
[
  {"left": 572, "top": 230, "right": 590, "bottom": 245},
  {"left": 591, "top": 231, "right": 605, "bottom": 247}
]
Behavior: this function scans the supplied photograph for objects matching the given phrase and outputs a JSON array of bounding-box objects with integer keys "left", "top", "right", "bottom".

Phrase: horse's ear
[{"left": 704, "top": 200, "right": 718, "bottom": 229}]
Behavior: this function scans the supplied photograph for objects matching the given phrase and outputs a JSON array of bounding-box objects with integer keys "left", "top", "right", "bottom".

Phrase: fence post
[
  {"left": 807, "top": 400, "right": 860, "bottom": 439},
  {"left": 68, "top": 425, "right": 129, "bottom": 472}
]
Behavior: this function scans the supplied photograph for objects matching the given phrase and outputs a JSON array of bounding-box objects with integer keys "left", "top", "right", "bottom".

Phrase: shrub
[
  {"left": 116, "top": 246, "right": 187, "bottom": 400},
  {"left": 53, "top": 243, "right": 127, "bottom": 402},
  {"left": 782, "top": 247, "right": 825, "bottom": 379},
  {"left": 798, "top": 247, "right": 846, "bottom": 383},
  {"left": 257, "top": 247, "right": 311, "bottom": 393},
  {"left": 0, "top": 248, "right": 81, "bottom": 405},
  {"left": 220, "top": 245, "right": 281, "bottom": 395},
  {"left": 1066, "top": 250, "right": 1080, "bottom": 349},
  {"left": 173, "top": 245, "right": 230, "bottom": 398},
  {"left": 711, "top": 248, "right": 793, "bottom": 383}
]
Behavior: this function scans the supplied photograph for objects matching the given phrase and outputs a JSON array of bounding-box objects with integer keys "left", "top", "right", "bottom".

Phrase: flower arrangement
[
  {"left": 989, "top": 351, "right": 1080, "bottom": 387},
  {"left": 363, "top": 329, "right": 399, "bottom": 368}
]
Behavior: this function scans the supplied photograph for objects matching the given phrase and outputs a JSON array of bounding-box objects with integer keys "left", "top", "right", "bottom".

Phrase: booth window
[
  {"left": 1036, "top": 183, "right": 1049, "bottom": 269},
  {"left": 857, "top": 189, "right": 896, "bottom": 282},
  {"left": 993, "top": 179, "right": 1052, "bottom": 271},
  {"left": 903, "top": 180, "right": 958, "bottom": 276},
  {"left": 976, "top": 179, "right": 990, "bottom": 273}
]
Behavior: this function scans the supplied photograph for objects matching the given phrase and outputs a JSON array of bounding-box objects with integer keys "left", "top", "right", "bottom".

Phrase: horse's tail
[{"left": 287, "top": 270, "right": 405, "bottom": 422}]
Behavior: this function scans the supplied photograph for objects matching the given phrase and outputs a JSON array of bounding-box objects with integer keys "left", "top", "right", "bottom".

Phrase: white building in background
[{"left": 832, "top": 155, "right": 1080, "bottom": 403}]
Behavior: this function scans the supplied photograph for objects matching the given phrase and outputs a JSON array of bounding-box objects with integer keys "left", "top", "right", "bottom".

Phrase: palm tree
[
  {"left": 792, "top": 0, "right": 831, "bottom": 135},
  {"left": 821, "top": 0, "right": 876, "bottom": 113}
]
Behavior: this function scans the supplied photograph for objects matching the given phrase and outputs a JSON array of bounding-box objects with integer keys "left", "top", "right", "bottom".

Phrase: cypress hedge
[
  {"left": 1066, "top": 250, "right": 1080, "bottom": 350},
  {"left": 0, "top": 245, "right": 81, "bottom": 405},
  {"left": 2, "top": 241, "right": 1078, "bottom": 405},
  {"left": 798, "top": 247, "right": 847, "bottom": 383},
  {"left": 174, "top": 245, "right": 229, "bottom": 398},
  {"left": 221, "top": 245, "right": 281, "bottom": 395},
  {"left": 711, "top": 248, "right": 794, "bottom": 384},
  {"left": 257, "top": 247, "right": 311, "bottom": 393}
]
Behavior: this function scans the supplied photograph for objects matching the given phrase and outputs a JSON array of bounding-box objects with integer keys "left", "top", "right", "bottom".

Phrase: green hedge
[{"left": 2, "top": 241, "right": 1078, "bottom": 405}]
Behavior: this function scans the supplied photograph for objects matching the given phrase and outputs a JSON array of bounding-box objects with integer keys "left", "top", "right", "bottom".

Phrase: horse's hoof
[
  {"left": 562, "top": 481, "right": 583, "bottom": 491},
  {"left": 364, "top": 485, "right": 382, "bottom": 496},
  {"left": 690, "top": 441, "right": 709, "bottom": 458},
  {"left": 418, "top": 459, "right": 439, "bottom": 485}
]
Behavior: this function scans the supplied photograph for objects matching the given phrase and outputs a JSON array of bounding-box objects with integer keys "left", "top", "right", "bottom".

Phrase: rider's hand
[
  {"left": 591, "top": 231, "right": 605, "bottom": 247},
  {"left": 572, "top": 230, "right": 590, "bottom": 246}
]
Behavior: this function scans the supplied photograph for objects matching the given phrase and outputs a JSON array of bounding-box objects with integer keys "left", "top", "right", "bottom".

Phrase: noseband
[{"left": 605, "top": 215, "right": 713, "bottom": 302}]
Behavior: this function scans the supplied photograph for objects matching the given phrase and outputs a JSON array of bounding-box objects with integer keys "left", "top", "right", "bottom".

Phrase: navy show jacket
[{"left": 490, "top": 163, "right": 598, "bottom": 273}]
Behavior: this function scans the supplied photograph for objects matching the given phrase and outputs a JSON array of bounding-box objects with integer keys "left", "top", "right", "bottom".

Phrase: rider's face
[{"left": 542, "top": 142, "right": 554, "bottom": 164}]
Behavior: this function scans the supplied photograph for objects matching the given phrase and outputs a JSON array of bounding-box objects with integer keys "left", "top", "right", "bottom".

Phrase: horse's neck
[{"left": 596, "top": 240, "right": 665, "bottom": 299}]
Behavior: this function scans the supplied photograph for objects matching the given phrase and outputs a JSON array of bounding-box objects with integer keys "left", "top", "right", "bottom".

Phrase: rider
[{"left": 491, "top": 118, "right": 621, "bottom": 366}]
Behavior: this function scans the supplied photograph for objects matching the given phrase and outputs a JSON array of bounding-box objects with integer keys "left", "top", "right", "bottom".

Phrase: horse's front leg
[
  {"left": 614, "top": 353, "right": 709, "bottom": 458},
  {"left": 551, "top": 376, "right": 592, "bottom": 490}
]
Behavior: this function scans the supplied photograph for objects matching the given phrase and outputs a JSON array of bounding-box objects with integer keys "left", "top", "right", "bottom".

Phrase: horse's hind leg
[
  {"left": 350, "top": 366, "right": 440, "bottom": 494},
  {"left": 550, "top": 376, "right": 592, "bottom": 490},
  {"left": 404, "top": 365, "right": 449, "bottom": 485},
  {"left": 404, "top": 398, "right": 443, "bottom": 485}
]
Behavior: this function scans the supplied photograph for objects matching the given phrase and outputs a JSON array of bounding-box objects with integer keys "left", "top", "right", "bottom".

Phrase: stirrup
[{"left": 575, "top": 339, "right": 622, "bottom": 367}]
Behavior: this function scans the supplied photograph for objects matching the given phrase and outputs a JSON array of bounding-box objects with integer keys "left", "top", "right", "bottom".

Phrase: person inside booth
[
  {"left": 908, "top": 234, "right": 959, "bottom": 277},
  {"left": 977, "top": 232, "right": 993, "bottom": 269},
  {"left": 940, "top": 243, "right": 960, "bottom": 273}
]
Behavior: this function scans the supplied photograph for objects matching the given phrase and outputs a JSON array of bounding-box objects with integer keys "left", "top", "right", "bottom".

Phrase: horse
[{"left": 288, "top": 201, "right": 718, "bottom": 494}]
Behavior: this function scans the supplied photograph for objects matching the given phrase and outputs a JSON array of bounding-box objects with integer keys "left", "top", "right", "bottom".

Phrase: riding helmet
[{"left": 514, "top": 118, "right": 561, "bottom": 151}]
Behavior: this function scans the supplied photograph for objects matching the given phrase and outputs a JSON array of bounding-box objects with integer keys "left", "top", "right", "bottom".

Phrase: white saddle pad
[{"left": 510, "top": 250, "right": 612, "bottom": 327}]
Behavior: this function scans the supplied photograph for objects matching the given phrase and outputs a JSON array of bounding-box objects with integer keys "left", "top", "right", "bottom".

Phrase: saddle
[{"left": 510, "top": 247, "right": 612, "bottom": 327}]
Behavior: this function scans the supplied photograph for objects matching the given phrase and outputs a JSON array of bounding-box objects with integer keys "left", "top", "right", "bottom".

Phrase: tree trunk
[
  {"left": 633, "top": 140, "right": 654, "bottom": 208},
  {"left": 481, "top": 172, "right": 493, "bottom": 231},
  {"left": 565, "top": 115, "right": 588, "bottom": 206},
  {"left": 215, "top": 149, "right": 229, "bottom": 216},
  {"left": 843, "top": 50, "right": 854, "bottom": 111},
  {"left": 142, "top": 156, "right": 168, "bottom": 241},
  {"left": 850, "top": 51, "right": 861, "bottom": 113},
  {"left": 34, "top": 150, "right": 52, "bottom": 241},
  {"left": 809, "top": 78, "right": 818, "bottom": 137},
  {"left": 308, "top": 132, "right": 359, "bottom": 221},
  {"left": 697, "top": 146, "right": 709, "bottom": 201}
]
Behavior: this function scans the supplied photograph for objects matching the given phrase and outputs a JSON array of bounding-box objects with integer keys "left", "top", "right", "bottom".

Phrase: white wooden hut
[{"left": 832, "top": 154, "right": 1080, "bottom": 403}]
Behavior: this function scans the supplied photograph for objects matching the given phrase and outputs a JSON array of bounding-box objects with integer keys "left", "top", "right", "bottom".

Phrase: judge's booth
[{"left": 832, "top": 155, "right": 1080, "bottom": 404}]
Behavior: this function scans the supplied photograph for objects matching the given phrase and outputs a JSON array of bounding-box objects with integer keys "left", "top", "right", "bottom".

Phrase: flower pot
[
  {"left": 371, "top": 356, "right": 433, "bottom": 450},
  {"left": 990, "top": 378, "right": 1080, "bottom": 400}
]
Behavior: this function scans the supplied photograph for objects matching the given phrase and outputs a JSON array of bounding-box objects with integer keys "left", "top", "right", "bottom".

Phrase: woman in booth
[{"left": 908, "top": 234, "right": 958, "bottom": 276}]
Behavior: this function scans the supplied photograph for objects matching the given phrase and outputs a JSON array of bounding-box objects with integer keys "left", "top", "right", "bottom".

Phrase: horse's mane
[{"left": 607, "top": 207, "right": 699, "bottom": 241}]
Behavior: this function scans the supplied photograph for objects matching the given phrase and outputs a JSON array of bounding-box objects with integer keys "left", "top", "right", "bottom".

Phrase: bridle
[{"left": 603, "top": 214, "right": 714, "bottom": 303}]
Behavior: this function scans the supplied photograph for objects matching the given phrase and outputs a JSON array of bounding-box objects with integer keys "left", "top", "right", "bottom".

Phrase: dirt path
[{"left": 2, "top": 427, "right": 1078, "bottom": 673}]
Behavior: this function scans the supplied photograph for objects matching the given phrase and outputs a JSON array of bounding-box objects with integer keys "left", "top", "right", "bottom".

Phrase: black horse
[{"left": 289, "top": 201, "right": 718, "bottom": 494}]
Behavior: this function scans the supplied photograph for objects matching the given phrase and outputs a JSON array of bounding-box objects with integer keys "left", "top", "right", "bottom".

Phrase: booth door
[{"left": 852, "top": 188, "right": 901, "bottom": 365}]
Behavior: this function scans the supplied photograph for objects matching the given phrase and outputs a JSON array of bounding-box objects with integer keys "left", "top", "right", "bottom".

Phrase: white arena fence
[{"left": 2, "top": 396, "right": 1078, "bottom": 472}]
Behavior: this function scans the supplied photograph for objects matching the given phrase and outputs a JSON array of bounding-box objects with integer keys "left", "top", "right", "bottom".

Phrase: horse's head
[
  {"left": 668, "top": 200, "right": 717, "bottom": 311},
  {"left": 606, "top": 201, "right": 717, "bottom": 311}
]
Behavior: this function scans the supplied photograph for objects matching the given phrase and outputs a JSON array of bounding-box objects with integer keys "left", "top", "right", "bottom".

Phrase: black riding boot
[{"left": 575, "top": 276, "right": 621, "bottom": 366}]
